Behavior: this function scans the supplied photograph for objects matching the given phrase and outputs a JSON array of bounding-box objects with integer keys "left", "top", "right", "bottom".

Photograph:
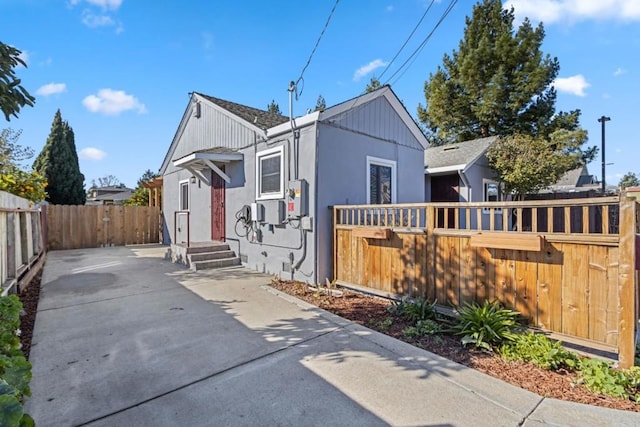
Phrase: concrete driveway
[{"left": 25, "top": 246, "right": 640, "bottom": 426}]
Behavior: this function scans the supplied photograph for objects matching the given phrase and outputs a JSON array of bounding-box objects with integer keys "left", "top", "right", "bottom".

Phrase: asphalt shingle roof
[
  {"left": 424, "top": 136, "right": 498, "bottom": 170},
  {"left": 549, "top": 166, "right": 595, "bottom": 189},
  {"left": 196, "top": 93, "right": 289, "bottom": 130}
]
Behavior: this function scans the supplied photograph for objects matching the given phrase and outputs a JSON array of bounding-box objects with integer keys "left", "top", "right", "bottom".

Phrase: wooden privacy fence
[
  {"left": 44, "top": 205, "right": 161, "bottom": 250},
  {"left": 1, "top": 194, "right": 45, "bottom": 295},
  {"left": 333, "top": 196, "right": 639, "bottom": 368}
]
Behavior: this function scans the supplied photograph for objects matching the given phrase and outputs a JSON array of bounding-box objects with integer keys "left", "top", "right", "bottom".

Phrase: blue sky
[{"left": 2, "top": 0, "right": 639, "bottom": 189}]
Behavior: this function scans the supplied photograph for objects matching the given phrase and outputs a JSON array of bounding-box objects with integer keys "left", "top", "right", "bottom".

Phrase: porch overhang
[
  {"left": 425, "top": 164, "right": 466, "bottom": 176},
  {"left": 172, "top": 151, "right": 243, "bottom": 185}
]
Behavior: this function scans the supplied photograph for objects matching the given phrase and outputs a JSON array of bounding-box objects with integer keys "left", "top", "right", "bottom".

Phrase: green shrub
[
  {"left": 374, "top": 317, "right": 394, "bottom": 332},
  {"left": 574, "top": 358, "right": 640, "bottom": 402},
  {"left": 0, "top": 292, "right": 33, "bottom": 427},
  {"left": 387, "top": 297, "right": 437, "bottom": 322},
  {"left": 403, "top": 319, "right": 443, "bottom": 338},
  {"left": 449, "top": 300, "right": 521, "bottom": 351},
  {"left": 386, "top": 299, "right": 405, "bottom": 317},
  {"left": 499, "top": 332, "right": 578, "bottom": 370}
]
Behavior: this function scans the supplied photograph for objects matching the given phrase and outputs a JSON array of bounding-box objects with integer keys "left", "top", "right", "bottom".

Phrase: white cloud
[
  {"left": 79, "top": 147, "right": 107, "bottom": 160},
  {"left": 353, "top": 59, "right": 389, "bottom": 81},
  {"left": 386, "top": 5, "right": 394, "bottom": 12},
  {"left": 613, "top": 67, "right": 627, "bottom": 76},
  {"left": 82, "top": 89, "right": 147, "bottom": 115},
  {"left": 553, "top": 74, "right": 590, "bottom": 96},
  {"left": 39, "top": 57, "right": 53, "bottom": 67},
  {"left": 36, "top": 83, "right": 67, "bottom": 96},
  {"left": 82, "top": 10, "right": 114, "bottom": 28},
  {"left": 505, "top": 0, "right": 640, "bottom": 24},
  {"left": 71, "top": 0, "right": 122, "bottom": 10}
]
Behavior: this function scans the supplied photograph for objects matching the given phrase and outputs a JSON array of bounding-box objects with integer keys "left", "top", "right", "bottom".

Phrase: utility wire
[
  {"left": 384, "top": 0, "right": 458, "bottom": 86},
  {"left": 378, "top": 0, "right": 436, "bottom": 80},
  {"left": 295, "top": 0, "right": 340, "bottom": 96}
]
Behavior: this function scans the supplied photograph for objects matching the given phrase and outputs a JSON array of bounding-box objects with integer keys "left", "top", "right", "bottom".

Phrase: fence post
[
  {"left": 618, "top": 196, "right": 637, "bottom": 368},
  {"left": 426, "top": 204, "right": 436, "bottom": 301},
  {"left": 40, "top": 205, "right": 48, "bottom": 251}
]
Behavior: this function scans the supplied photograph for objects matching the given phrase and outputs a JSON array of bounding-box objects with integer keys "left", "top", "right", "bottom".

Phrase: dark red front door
[{"left": 211, "top": 167, "right": 225, "bottom": 241}]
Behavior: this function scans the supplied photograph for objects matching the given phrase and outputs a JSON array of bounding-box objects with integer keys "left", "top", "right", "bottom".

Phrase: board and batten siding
[
  {"left": 315, "top": 122, "right": 425, "bottom": 284},
  {"left": 164, "top": 98, "right": 258, "bottom": 175},
  {"left": 325, "top": 96, "right": 423, "bottom": 151}
]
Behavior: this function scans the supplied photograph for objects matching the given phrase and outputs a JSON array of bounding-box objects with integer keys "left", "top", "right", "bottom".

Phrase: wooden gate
[{"left": 44, "top": 205, "right": 161, "bottom": 250}]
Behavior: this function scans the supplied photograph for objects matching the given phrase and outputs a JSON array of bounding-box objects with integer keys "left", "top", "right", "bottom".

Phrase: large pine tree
[
  {"left": 33, "top": 110, "right": 86, "bottom": 204},
  {"left": 418, "top": 0, "right": 585, "bottom": 146}
]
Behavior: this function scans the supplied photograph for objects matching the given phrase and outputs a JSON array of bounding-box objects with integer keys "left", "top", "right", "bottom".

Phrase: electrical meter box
[{"left": 287, "top": 179, "right": 308, "bottom": 219}]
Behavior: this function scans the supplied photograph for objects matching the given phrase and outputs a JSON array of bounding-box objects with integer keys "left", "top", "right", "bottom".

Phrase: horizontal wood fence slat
[
  {"left": 44, "top": 205, "right": 161, "bottom": 250},
  {"left": 332, "top": 196, "right": 639, "bottom": 368}
]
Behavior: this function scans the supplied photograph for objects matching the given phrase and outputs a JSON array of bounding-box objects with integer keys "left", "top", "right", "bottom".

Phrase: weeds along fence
[
  {"left": 43, "top": 205, "right": 161, "bottom": 250},
  {"left": 332, "top": 196, "right": 639, "bottom": 368},
  {"left": 0, "top": 192, "right": 45, "bottom": 295}
]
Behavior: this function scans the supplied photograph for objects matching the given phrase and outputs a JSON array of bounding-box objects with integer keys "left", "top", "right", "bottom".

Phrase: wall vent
[
  {"left": 240, "top": 254, "right": 248, "bottom": 263},
  {"left": 282, "top": 262, "right": 292, "bottom": 273}
]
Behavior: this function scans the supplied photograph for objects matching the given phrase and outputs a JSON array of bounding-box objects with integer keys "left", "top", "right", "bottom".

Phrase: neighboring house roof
[
  {"left": 195, "top": 93, "right": 289, "bottom": 130},
  {"left": 424, "top": 136, "right": 498, "bottom": 174},
  {"left": 91, "top": 185, "right": 135, "bottom": 194},
  {"left": 552, "top": 166, "right": 594, "bottom": 188},
  {"left": 543, "top": 165, "right": 597, "bottom": 193},
  {"left": 92, "top": 191, "right": 134, "bottom": 202},
  {"left": 87, "top": 185, "right": 135, "bottom": 203}
]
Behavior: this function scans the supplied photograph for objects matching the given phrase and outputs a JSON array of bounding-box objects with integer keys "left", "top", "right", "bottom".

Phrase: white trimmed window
[
  {"left": 367, "top": 156, "right": 396, "bottom": 204},
  {"left": 179, "top": 180, "right": 189, "bottom": 210},
  {"left": 483, "top": 180, "right": 502, "bottom": 213},
  {"left": 256, "top": 146, "right": 285, "bottom": 200}
]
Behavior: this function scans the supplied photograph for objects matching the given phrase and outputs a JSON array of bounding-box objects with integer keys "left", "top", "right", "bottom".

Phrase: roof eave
[
  {"left": 425, "top": 164, "right": 467, "bottom": 175},
  {"left": 266, "top": 111, "right": 320, "bottom": 138}
]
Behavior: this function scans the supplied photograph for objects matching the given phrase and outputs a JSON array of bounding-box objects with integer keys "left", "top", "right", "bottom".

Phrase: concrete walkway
[{"left": 25, "top": 246, "right": 640, "bottom": 426}]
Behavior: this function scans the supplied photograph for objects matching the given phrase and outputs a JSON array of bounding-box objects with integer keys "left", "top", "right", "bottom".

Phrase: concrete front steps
[{"left": 171, "top": 242, "right": 241, "bottom": 271}]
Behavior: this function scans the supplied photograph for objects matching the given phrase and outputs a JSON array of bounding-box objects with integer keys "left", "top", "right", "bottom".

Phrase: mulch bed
[
  {"left": 18, "top": 269, "right": 42, "bottom": 360},
  {"left": 270, "top": 279, "right": 640, "bottom": 413}
]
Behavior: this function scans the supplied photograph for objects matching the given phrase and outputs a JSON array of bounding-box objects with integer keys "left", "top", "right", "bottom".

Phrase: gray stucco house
[{"left": 159, "top": 85, "right": 428, "bottom": 283}]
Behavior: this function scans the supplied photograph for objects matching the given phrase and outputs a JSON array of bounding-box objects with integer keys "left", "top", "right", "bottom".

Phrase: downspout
[
  {"left": 458, "top": 169, "right": 471, "bottom": 202},
  {"left": 458, "top": 169, "right": 471, "bottom": 230},
  {"left": 313, "top": 122, "right": 320, "bottom": 284}
]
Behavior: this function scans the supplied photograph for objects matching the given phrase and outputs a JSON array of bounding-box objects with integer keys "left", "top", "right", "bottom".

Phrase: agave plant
[{"left": 450, "top": 300, "right": 521, "bottom": 351}]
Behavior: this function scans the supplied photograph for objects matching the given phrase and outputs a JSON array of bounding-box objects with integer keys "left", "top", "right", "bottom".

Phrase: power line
[
  {"left": 295, "top": 0, "right": 340, "bottom": 95},
  {"left": 383, "top": 0, "right": 458, "bottom": 86},
  {"left": 378, "top": 0, "right": 436, "bottom": 80}
]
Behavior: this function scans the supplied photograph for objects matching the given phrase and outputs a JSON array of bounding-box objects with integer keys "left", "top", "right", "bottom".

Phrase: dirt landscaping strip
[{"left": 269, "top": 279, "right": 640, "bottom": 413}]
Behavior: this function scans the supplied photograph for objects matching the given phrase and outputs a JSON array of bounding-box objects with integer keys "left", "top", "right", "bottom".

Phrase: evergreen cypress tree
[
  {"left": 417, "top": 0, "right": 585, "bottom": 146},
  {"left": 33, "top": 110, "right": 86, "bottom": 204}
]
